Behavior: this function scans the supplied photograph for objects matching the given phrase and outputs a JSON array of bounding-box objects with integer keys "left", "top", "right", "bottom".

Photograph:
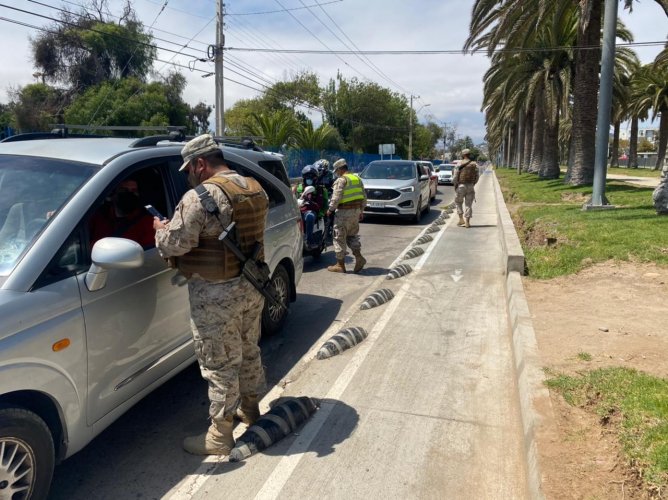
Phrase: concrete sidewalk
[{"left": 167, "top": 169, "right": 548, "bottom": 499}]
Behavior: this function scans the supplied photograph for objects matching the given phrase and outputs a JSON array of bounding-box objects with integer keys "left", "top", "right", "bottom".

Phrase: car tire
[
  {"left": 0, "top": 406, "right": 55, "bottom": 500},
  {"left": 261, "top": 264, "right": 290, "bottom": 336},
  {"left": 425, "top": 198, "right": 431, "bottom": 214},
  {"left": 411, "top": 198, "right": 423, "bottom": 224}
]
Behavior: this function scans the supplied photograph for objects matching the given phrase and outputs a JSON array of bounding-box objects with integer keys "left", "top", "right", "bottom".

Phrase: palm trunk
[
  {"left": 516, "top": 110, "right": 525, "bottom": 174},
  {"left": 522, "top": 107, "right": 534, "bottom": 173},
  {"left": 540, "top": 109, "right": 561, "bottom": 179},
  {"left": 654, "top": 109, "right": 667, "bottom": 171},
  {"left": 567, "top": 0, "right": 602, "bottom": 185},
  {"left": 529, "top": 86, "right": 545, "bottom": 173},
  {"left": 610, "top": 121, "right": 620, "bottom": 168},
  {"left": 629, "top": 116, "right": 639, "bottom": 168}
]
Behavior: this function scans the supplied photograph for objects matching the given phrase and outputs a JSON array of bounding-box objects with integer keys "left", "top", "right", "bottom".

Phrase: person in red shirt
[{"left": 90, "top": 179, "right": 155, "bottom": 249}]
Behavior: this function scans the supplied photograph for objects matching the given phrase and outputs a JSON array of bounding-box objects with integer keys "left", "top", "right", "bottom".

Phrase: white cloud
[{"left": 1, "top": 0, "right": 666, "bottom": 143}]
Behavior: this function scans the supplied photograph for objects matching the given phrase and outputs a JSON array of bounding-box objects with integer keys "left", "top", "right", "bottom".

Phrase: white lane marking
[
  {"left": 165, "top": 211, "right": 451, "bottom": 500},
  {"left": 254, "top": 276, "right": 411, "bottom": 499},
  {"left": 253, "top": 215, "right": 450, "bottom": 499},
  {"left": 451, "top": 269, "right": 463, "bottom": 282}
]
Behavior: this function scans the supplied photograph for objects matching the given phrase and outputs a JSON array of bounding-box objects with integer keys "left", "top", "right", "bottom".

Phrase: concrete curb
[
  {"left": 492, "top": 171, "right": 554, "bottom": 500},
  {"left": 492, "top": 172, "right": 525, "bottom": 274}
]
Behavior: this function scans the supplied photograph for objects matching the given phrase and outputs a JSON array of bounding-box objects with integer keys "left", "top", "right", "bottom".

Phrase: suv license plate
[{"left": 368, "top": 201, "right": 385, "bottom": 208}]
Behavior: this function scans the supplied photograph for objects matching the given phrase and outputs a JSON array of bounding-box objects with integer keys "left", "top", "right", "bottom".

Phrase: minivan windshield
[
  {"left": 361, "top": 162, "right": 416, "bottom": 180},
  {"left": 0, "top": 155, "right": 96, "bottom": 275}
]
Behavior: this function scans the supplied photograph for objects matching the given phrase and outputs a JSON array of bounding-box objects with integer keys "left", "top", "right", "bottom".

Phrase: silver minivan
[
  {"left": 360, "top": 160, "right": 431, "bottom": 223},
  {"left": 0, "top": 134, "right": 303, "bottom": 498}
]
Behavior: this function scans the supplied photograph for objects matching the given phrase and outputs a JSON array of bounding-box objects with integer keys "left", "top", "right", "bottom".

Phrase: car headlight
[{"left": 398, "top": 186, "right": 414, "bottom": 193}]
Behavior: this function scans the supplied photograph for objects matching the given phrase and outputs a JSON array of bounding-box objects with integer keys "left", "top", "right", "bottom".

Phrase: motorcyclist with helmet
[
  {"left": 314, "top": 159, "right": 334, "bottom": 196},
  {"left": 293, "top": 165, "right": 329, "bottom": 248}
]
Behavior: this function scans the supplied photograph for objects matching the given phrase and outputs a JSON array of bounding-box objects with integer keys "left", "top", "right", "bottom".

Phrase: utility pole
[
  {"left": 215, "top": 0, "right": 225, "bottom": 136},
  {"left": 585, "top": 0, "right": 618, "bottom": 210},
  {"left": 408, "top": 96, "right": 429, "bottom": 161},
  {"left": 408, "top": 94, "right": 414, "bottom": 160}
]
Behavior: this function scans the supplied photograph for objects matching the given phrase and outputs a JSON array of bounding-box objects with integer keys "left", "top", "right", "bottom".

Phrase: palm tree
[
  {"left": 632, "top": 64, "right": 668, "bottom": 171},
  {"left": 466, "top": 0, "right": 667, "bottom": 184},
  {"left": 243, "top": 111, "right": 296, "bottom": 149},
  {"left": 292, "top": 121, "right": 338, "bottom": 151},
  {"left": 610, "top": 48, "right": 640, "bottom": 168}
]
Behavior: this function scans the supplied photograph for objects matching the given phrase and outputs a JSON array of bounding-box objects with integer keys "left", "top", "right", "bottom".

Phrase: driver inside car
[{"left": 89, "top": 178, "right": 156, "bottom": 249}]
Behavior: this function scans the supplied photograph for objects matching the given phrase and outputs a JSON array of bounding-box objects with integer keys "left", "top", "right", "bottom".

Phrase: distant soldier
[
  {"left": 453, "top": 149, "right": 480, "bottom": 228},
  {"left": 154, "top": 134, "right": 268, "bottom": 456},
  {"left": 326, "top": 159, "right": 367, "bottom": 273}
]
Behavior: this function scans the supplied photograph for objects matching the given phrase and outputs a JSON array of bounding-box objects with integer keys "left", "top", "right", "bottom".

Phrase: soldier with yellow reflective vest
[{"left": 326, "top": 158, "right": 367, "bottom": 273}]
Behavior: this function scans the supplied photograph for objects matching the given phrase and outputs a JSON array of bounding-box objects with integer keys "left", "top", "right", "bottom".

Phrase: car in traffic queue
[
  {"left": 416, "top": 161, "right": 438, "bottom": 202},
  {"left": 360, "top": 160, "right": 431, "bottom": 223},
  {"left": 437, "top": 163, "right": 456, "bottom": 185},
  {"left": 0, "top": 129, "right": 304, "bottom": 499}
]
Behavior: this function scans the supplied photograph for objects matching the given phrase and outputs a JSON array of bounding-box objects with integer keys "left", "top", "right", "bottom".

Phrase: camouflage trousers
[
  {"left": 188, "top": 275, "right": 265, "bottom": 423},
  {"left": 332, "top": 208, "right": 362, "bottom": 260},
  {"left": 455, "top": 184, "right": 476, "bottom": 219}
]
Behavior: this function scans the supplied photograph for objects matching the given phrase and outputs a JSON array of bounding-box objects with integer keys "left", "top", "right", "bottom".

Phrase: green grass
[
  {"left": 495, "top": 169, "right": 668, "bottom": 278},
  {"left": 545, "top": 367, "right": 668, "bottom": 492},
  {"left": 608, "top": 166, "right": 661, "bottom": 178},
  {"left": 577, "top": 352, "right": 593, "bottom": 361}
]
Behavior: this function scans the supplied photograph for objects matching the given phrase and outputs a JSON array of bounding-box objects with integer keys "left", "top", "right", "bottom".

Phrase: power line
[
  {"left": 227, "top": 0, "right": 343, "bottom": 16},
  {"left": 313, "top": 0, "right": 409, "bottom": 95},
  {"left": 0, "top": 2, "right": 205, "bottom": 60},
  {"left": 272, "top": 0, "right": 373, "bottom": 82},
  {"left": 225, "top": 40, "right": 668, "bottom": 55}
]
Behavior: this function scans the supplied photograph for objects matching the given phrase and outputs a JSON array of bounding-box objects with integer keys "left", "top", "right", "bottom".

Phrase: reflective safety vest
[{"left": 340, "top": 173, "right": 364, "bottom": 204}]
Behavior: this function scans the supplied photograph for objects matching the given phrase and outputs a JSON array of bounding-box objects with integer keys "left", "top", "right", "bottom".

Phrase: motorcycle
[{"left": 303, "top": 213, "right": 330, "bottom": 259}]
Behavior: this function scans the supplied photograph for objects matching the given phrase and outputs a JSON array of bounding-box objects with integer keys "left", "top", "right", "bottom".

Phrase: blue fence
[
  {"left": 268, "top": 149, "right": 445, "bottom": 177},
  {"left": 267, "top": 148, "right": 413, "bottom": 177}
]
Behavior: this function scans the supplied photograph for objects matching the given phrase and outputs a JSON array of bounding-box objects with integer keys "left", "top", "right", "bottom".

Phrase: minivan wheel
[
  {"left": 261, "top": 264, "right": 290, "bottom": 336},
  {"left": 0, "top": 407, "right": 54, "bottom": 500}
]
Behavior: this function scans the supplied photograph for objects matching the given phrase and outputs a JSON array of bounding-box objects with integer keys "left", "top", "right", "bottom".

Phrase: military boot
[
  {"left": 457, "top": 215, "right": 465, "bottom": 226},
  {"left": 235, "top": 395, "right": 261, "bottom": 426},
  {"left": 464, "top": 217, "right": 471, "bottom": 228},
  {"left": 352, "top": 250, "right": 366, "bottom": 273},
  {"left": 327, "top": 259, "right": 346, "bottom": 273},
  {"left": 182, "top": 417, "right": 235, "bottom": 456}
]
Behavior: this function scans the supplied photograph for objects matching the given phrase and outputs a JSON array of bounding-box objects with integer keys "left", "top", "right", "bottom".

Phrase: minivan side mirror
[
  {"left": 85, "top": 237, "right": 144, "bottom": 291},
  {"left": 419, "top": 175, "right": 429, "bottom": 181}
]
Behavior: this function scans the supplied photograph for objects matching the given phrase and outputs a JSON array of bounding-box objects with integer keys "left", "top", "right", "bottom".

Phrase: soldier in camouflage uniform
[
  {"left": 326, "top": 159, "right": 367, "bottom": 273},
  {"left": 154, "top": 134, "right": 268, "bottom": 456},
  {"left": 453, "top": 149, "right": 480, "bottom": 228}
]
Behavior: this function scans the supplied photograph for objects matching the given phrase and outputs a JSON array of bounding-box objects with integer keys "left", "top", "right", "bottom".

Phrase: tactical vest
[
  {"left": 176, "top": 175, "right": 268, "bottom": 281},
  {"left": 340, "top": 173, "right": 364, "bottom": 204},
  {"left": 458, "top": 160, "right": 479, "bottom": 184}
]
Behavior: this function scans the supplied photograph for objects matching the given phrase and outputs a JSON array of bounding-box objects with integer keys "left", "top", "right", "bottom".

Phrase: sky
[{"left": 1, "top": 0, "right": 666, "bottom": 144}]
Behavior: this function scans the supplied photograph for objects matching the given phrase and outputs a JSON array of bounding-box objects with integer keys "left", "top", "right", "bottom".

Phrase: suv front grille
[{"left": 365, "top": 188, "right": 400, "bottom": 200}]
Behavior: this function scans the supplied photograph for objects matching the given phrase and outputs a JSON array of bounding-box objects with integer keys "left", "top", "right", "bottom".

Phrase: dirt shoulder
[{"left": 524, "top": 261, "right": 668, "bottom": 499}]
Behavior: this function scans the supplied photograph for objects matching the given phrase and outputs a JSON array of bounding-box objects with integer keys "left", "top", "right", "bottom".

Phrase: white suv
[{"left": 0, "top": 131, "right": 303, "bottom": 498}]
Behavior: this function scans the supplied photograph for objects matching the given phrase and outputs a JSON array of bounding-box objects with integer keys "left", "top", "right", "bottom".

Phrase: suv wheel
[
  {"left": 0, "top": 407, "right": 54, "bottom": 500},
  {"left": 262, "top": 264, "right": 290, "bottom": 336},
  {"left": 411, "top": 197, "right": 423, "bottom": 224}
]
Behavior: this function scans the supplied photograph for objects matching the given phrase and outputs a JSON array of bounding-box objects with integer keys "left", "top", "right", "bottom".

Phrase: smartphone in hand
[{"left": 145, "top": 205, "right": 167, "bottom": 221}]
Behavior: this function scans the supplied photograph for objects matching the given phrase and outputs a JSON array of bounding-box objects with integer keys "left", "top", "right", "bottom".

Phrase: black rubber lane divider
[
  {"left": 229, "top": 396, "right": 319, "bottom": 462},
  {"left": 317, "top": 327, "right": 369, "bottom": 360},
  {"left": 414, "top": 234, "right": 434, "bottom": 245},
  {"left": 403, "top": 247, "right": 425, "bottom": 260},
  {"left": 386, "top": 264, "right": 413, "bottom": 280},
  {"left": 360, "top": 288, "right": 395, "bottom": 310}
]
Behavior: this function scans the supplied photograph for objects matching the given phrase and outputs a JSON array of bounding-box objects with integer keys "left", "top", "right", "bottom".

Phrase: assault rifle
[{"left": 218, "top": 222, "right": 285, "bottom": 311}]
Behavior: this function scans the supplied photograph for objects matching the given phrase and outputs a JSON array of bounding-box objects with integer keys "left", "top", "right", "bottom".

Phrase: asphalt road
[{"left": 48, "top": 186, "right": 456, "bottom": 500}]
